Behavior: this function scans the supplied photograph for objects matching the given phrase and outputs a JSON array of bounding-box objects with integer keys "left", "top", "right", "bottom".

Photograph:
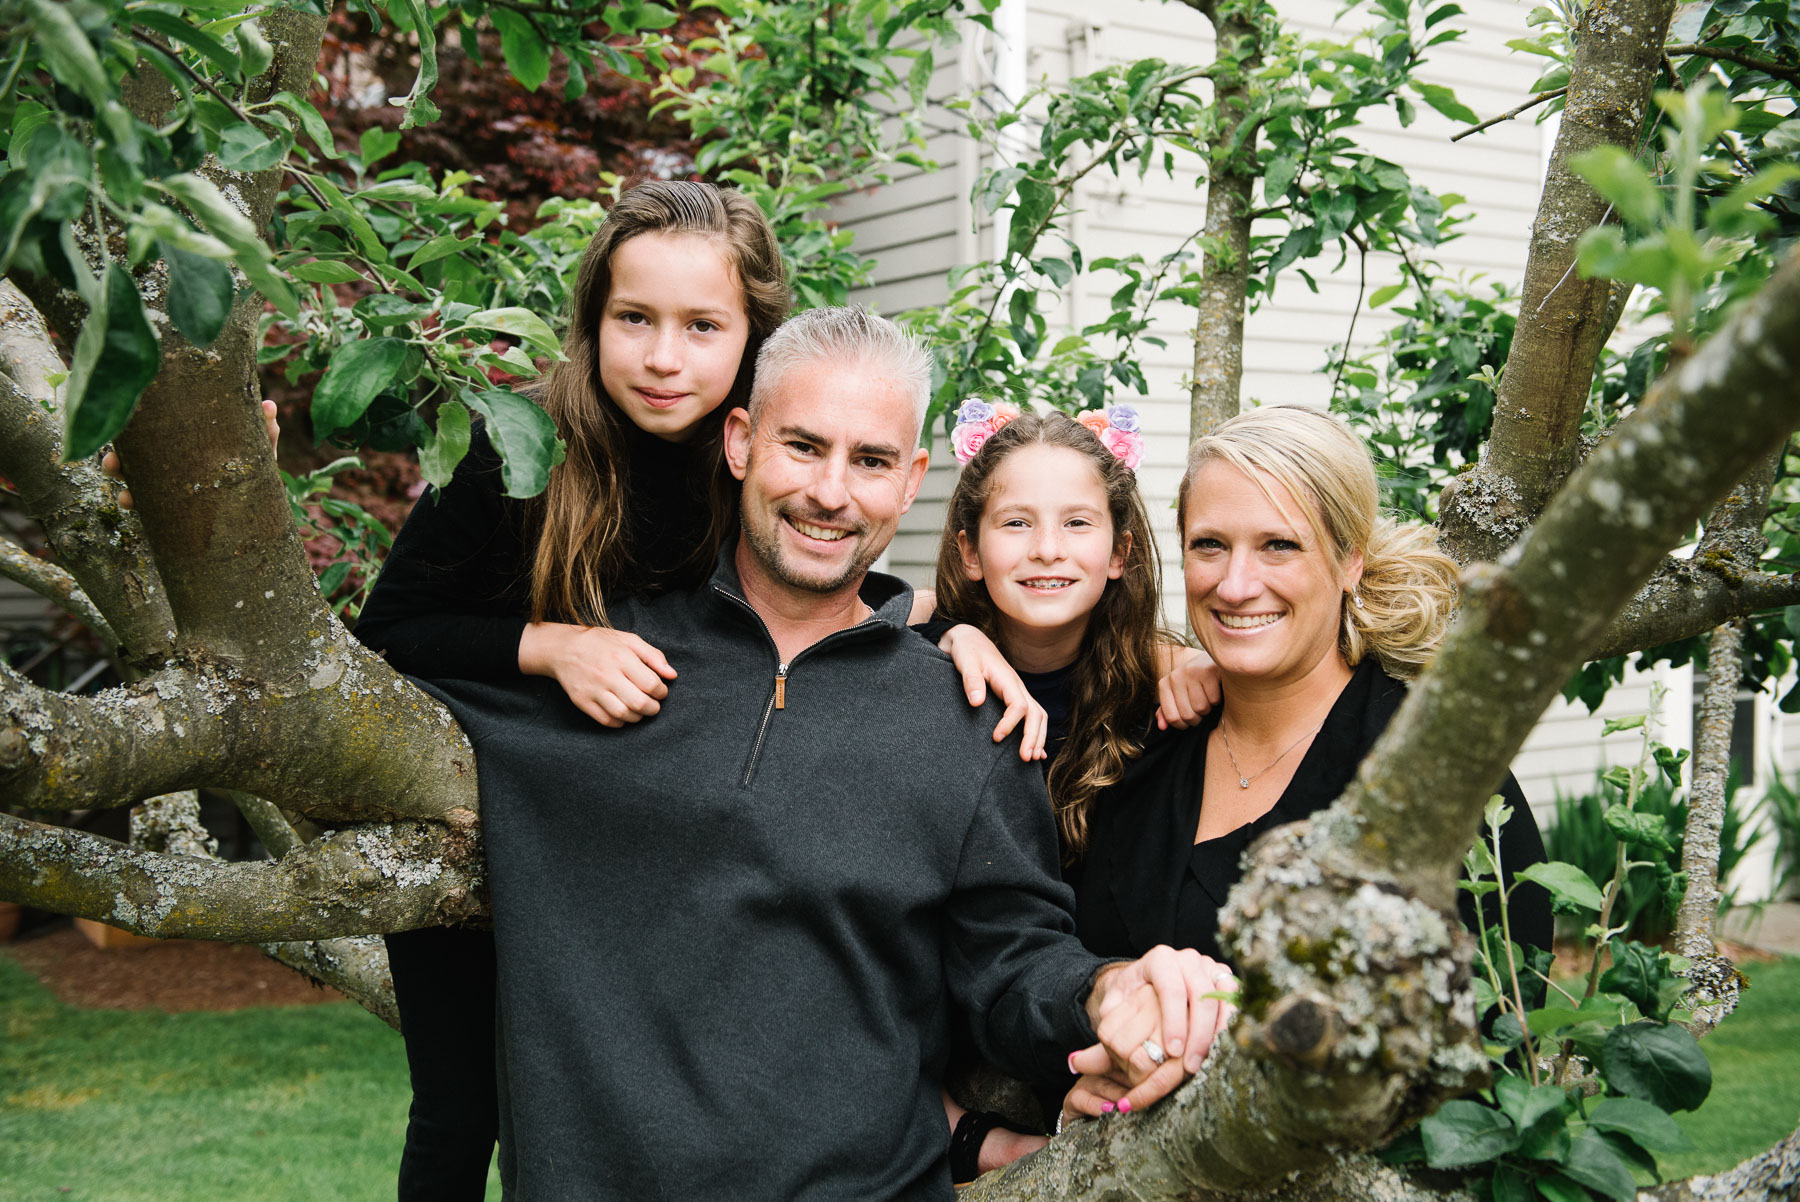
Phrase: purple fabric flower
[
  {"left": 1105, "top": 404, "right": 1140, "bottom": 433},
  {"left": 956, "top": 398, "right": 996, "bottom": 424}
]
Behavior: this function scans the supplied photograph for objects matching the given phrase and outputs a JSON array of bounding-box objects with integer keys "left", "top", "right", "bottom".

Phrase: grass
[
  {"left": 0, "top": 952, "right": 500, "bottom": 1201},
  {"left": 1, "top": 947, "right": 1793, "bottom": 1195},
  {"left": 1664, "top": 955, "right": 1800, "bottom": 1180}
]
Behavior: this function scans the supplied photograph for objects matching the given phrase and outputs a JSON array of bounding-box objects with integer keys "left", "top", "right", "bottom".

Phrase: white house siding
[{"left": 831, "top": 0, "right": 1782, "bottom": 898}]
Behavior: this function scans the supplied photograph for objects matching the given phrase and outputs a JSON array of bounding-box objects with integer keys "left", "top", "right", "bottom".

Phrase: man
[{"left": 429, "top": 308, "right": 1227, "bottom": 1200}]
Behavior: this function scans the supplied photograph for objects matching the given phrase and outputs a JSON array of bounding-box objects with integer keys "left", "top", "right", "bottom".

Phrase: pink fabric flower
[
  {"left": 952, "top": 420, "right": 995, "bottom": 463},
  {"left": 990, "top": 402, "right": 1021, "bottom": 430},
  {"left": 1076, "top": 410, "right": 1111, "bottom": 437},
  {"left": 1100, "top": 427, "right": 1144, "bottom": 470}
]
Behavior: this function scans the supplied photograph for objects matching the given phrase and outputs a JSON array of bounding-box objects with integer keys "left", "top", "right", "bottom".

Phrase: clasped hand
[{"left": 1071, "top": 946, "right": 1237, "bottom": 1122}]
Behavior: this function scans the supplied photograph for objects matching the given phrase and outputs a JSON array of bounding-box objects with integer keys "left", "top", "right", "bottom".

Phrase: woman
[{"left": 1071, "top": 406, "right": 1550, "bottom": 1101}]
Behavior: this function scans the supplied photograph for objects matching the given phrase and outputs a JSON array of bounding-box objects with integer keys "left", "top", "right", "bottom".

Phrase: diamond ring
[{"left": 1142, "top": 1038, "right": 1166, "bottom": 1065}]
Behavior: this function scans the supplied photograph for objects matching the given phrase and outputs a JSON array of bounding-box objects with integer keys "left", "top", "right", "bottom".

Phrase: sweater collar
[{"left": 705, "top": 537, "right": 914, "bottom": 633}]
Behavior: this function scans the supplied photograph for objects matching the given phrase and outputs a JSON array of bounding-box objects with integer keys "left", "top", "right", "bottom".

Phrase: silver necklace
[{"left": 1218, "top": 720, "right": 1324, "bottom": 789}]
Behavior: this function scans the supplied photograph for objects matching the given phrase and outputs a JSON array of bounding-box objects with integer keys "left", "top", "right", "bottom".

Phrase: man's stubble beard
[{"left": 740, "top": 502, "right": 884, "bottom": 596}]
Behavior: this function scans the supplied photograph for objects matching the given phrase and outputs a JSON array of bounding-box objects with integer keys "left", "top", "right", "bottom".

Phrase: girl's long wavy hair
[
  {"left": 934, "top": 412, "right": 1165, "bottom": 861},
  {"left": 529, "top": 181, "right": 790, "bottom": 624},
  {"left": 1176, "top": 405, "right": 1460, "bottom": 679}
]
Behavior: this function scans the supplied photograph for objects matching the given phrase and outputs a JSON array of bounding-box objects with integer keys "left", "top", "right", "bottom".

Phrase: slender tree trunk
[
  {"left": 1185, "top": 0, "right": 1259, "bottom": 438},
  {"left": 1438, "top": 0, "right": 1679, "bottom": 562}
]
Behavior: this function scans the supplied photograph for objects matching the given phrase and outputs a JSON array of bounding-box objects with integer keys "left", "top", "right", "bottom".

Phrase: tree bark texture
[
  {"left": 261, "top": 934, "right": 402, "bottom": 1030},
  {"left": 0, "top": 533, "right": 116, "bottom": 646},
  {"left": 1637, "top": 1124, "right": 1800, "bottom": 1200},
  {"left": 0, "top": 282, "right": 174, "bottom": 667},
  {"left": 0, "top": 809, "right": 484, "bottom": 940},
  {"left": 1185, "top": 0, "right": 1259, "bottom": 439},
  {"left": 1437, "top": 0, "right": 1678, "bottom": 562}
]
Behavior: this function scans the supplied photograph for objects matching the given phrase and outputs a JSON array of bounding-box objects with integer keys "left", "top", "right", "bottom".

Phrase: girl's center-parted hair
[
  {"left": 1177, "top": 404, "right": 1460, "bottom": 679},
  {"left": 934, "top": 411, "right": 1166, "bottom": 861},
  {"left": 529, "top": 180, "right": 791, "bottom": 626}
]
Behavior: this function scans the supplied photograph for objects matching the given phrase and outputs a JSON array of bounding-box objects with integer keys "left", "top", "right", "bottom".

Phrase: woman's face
[
  {"left": 958, "top": 443, "right": 1126, "bottom": 664},
  {"left": 597, "top": 231, "right": 750, "bottom": 442},
  {"left": 1181, "top": 460, "right": 1361, "bottom": 689}
]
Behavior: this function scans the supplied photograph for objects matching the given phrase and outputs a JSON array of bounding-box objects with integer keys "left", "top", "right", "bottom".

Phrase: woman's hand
[
  {"left": 1155, "top": 644, "right": 1221, "bottom": 730},
  {"left": 1060, "top": 1073, "right": 1128, "bottom": 1124},
  {"left": 1074, "top": 947, "right": 1237, "bottom": 1112},
  {"left": 519, "top": 621, "right": 677, "bottom": 727},
  {"left": 937, "top": 623, "right": 1048, "bottom": 762},
  {"left": 103, "top": 399, "right": 280, "bottom": 510}
]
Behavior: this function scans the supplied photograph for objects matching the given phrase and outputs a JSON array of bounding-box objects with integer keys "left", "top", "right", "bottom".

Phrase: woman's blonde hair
[
  {"left": 934, "top": 411, "right": 1166, "bottom": 860},
  {"left": 1176, "top": 405, "right": 1459, "bottom": 679},
  {"left": 529, "top": 180, "right": 790, "bottom": 625}
]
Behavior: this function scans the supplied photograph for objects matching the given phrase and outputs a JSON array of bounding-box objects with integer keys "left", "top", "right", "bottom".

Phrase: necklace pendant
[{"left": 1239, "top": 777, "right": 1250, "bottom": 789}]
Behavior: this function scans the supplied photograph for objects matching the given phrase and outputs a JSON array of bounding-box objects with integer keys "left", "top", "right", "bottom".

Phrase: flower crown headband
[{"left": 950, "top": 399, "right": 1144, "bottom": 471}]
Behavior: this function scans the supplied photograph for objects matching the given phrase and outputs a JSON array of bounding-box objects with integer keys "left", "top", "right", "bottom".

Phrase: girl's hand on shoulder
[
  {"left": 102, "top": 400, "right": 280, "bottom": 511},
  {"left": 519, "top": 621, "right": 677, "bottom": 727},
  {"left": 937, "top": 623, "right": 1047, "bottom": 762},
  {"left": 1156, "top": 644, "right": 1221, "bottom": 730}
]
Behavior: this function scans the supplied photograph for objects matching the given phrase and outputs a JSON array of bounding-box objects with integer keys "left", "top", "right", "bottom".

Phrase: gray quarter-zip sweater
[{"left": 422, "top": 546, "right": 1105, "bottom": 1202}]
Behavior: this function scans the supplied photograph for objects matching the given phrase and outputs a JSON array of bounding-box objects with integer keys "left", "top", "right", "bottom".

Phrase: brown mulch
[{"left": 3, "top": 924, "right": 346, "bottom": 1011}]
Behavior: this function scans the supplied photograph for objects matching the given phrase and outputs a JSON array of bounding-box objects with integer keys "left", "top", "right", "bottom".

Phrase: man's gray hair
[{"left": 748, "top": 307, "right": 934, "bottom": 443}]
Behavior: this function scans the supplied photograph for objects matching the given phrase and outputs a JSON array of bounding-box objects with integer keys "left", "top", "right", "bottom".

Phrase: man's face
[{"left": 725, "top": 358, "right": 929, "bottom": 601}]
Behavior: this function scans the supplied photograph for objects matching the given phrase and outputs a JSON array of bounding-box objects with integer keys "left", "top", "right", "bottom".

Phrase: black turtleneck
[{"left": 353, "top": 419, "right": 718, "bottom": 679}]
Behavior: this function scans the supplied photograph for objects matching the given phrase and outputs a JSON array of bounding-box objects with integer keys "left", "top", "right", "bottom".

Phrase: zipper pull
[{"left": 775, "top": 663, "right": 788, "bottom": 710}]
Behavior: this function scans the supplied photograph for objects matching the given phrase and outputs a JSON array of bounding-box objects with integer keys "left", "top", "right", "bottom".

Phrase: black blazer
[{"left": 1075, "top": 659, "right": 1554, "bottom": 962}]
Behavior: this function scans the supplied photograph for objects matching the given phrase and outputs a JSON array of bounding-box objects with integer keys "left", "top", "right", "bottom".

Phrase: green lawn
[
  {"left": 0, "top": 952, "right": 500, "bottom": 1201},
  {"left": 1665, "top": 954, "right": 1800, "bottom": 1180},
  {"left": 2, "top": 946, "right": 1794, "bottom": 1196}
]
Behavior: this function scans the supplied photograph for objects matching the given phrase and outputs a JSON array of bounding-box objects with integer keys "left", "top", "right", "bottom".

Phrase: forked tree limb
[
  {"left": 0, "top": 810, "right": 485, "bottom": 941},
  {"left": 1590, "top": 560, "right": 1800, "bottom": 661},
  {"left": 0, "top": 534, "right": 117, "bottom": 646}
]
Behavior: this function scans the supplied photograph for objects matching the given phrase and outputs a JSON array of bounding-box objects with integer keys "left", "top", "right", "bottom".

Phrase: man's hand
[
  {"left": 1155, "top": 644, "right": 1221, "bottom": 730},
  {"left": 1070, "top": 947, "right": 1236, "bottom": 1114},
  {"left": 937, "top": 623, "right": 1049, "bottom": 762},
  {"left": 519, "top": 621, "right": 677, "bottom": 726}
]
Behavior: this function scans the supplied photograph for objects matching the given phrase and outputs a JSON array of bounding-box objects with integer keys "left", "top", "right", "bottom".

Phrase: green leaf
[
  {"left": 1516, "top": 861, "right": 1606, "bottom": 911},
  {"left": 1587, "top": 1096, "right": 1694, "bottom": 1154},
  {"left": 1559, "top": 1129, "right": 1638, "bottom": 1201},
  {"left": 408, "top": 233, "right": 482, "bottom": 269},
  {"left": 4, "top": 100, "right": 53, "bottom": 158},
  {"left": 908, "top": 49, "right": 934, "bottom": 107},
  {"left": 388, "top": 0, "right": 441, "bottom": 127},
  {"left": 161, "top": 241, "right": 235, "bottom": 347},
  {"left": 63, "top": 265, "right": 162, "bottom": 461},
  {"left": 1602, "top": 1021, "right": 1712, "bottom": 1112},
  {"left": 1603, "top": 804, "right": 1675, "bottom": 853},
  {"left": 1567, "top": 146, "right": 1664, "bottom": 229},
  {"left": 1037, "top": 256, "right": 1074, "bottom": 288},
  {"left": 1264, "top": 155, "right": 1299, "bottom": 199},
  {"left": 27, "top": 0, "right": 115, "bottom": 102},
  {"left": 1421, "top": 1099, "right": 1521, "bottom": 1168},
  {"left": 1599, "top": 941, "right": 1675, "bottom": 1019},
  {"left": 1490, "top": 1164, "right": 1530, "bottom": 1202},
  {"left": 419, "top": 399, "right": 472, "bottom": 492},
  {"left": 218, "top": 124, "right": 286, "bottom": 173},
  {"left": 132, "top": 9, "right": 242, "bottom": 81},
  {"left": 353, "top": 294, "right": 434, "bottom": 331},
  {"left": 1535, "top": 1174, "right": 1594, "bottom": 1202},
  {"left": 1601, "top": 714, "right": 1646, "bottom": 735},
  {"left": 493, "top": 9, "right": 552, "bottom": 92},
  {"left": 288, "top": 260, "right": 366, "bottom": 284},
  {"left": 265, "top": 91, "right": 342, "bottom": 159},
  {"left": 312, "top": 337, "right": 410, "bottom": 440},
  {"left": 1494, "top": 1076, "right": 1572, "bottom": 1132},
  {"left": 463, "top": 307, "right": 562, "bottom": 355},
  {"left": 1414, "top": 83, "right": 1479, "bottom": 125},
  {"left": 361, "top": 127, "right": 402, "bottom": 168},
  {"left": 155, "top": 174, "right": 299, "bottom": 318},
  {"left": 1369, "top": 282, "right": 1406, "bottom": 308},
  {"left": 235, "top": 19, "right": 273, "bottom": 79},
  {"left": 463, "top": 388, "right": 562, "bottom": 498},
  {"left": 1009, "top": 177, "right": 1058, "bottom": 258}
]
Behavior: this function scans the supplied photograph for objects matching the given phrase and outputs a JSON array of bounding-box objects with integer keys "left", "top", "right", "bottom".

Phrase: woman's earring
[{"left": 1352, "top": 588, "right": 1365, "bottom": 609}]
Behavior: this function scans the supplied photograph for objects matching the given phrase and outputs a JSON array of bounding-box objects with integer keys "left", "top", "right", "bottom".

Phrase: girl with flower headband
[{"left": 930, "top": 404, "right": 1219, "bottom": 1181}]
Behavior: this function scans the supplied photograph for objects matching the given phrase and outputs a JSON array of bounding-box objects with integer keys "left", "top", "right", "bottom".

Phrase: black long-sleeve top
[
  {"left": 352, "top": 421, "right": 717, "bottom": 676},
  {"left": 1076, "top": 658, "right": 1555, "bottom": 962}
]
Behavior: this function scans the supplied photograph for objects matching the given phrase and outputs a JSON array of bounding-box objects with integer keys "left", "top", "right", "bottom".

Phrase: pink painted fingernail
[
  {"left": 1116, "top": 1098, "right": 1132, "bottom": 1114},
  {"left": 1068, "top": 1052, "right": 1078, "bottom": 1073},
  {"left": 1100, "top": 1101, "right": 1114, "bottom": 1113}
]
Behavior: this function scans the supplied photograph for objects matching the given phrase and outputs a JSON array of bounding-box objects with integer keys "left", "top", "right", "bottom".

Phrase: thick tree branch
[
  {"left": 1636, "top": 1124, "right": 1800, "bottom": 1200},
  {"left": 1439, "top": 0, "right": 1679, "bottom": 562},
  {"left": 0, "top": 655, "right": 479, "bottom": 822},
  {"left": 0, "top": 534, "right": 116, "bottom": 645},
  {"left": 1345, "top": 244, "right": 1800, "bottom": 908},
  {"left": 1663, "top": 42, "right": 1800, "bottom": 85},
  {"left": 0, "top": 810, "right": 485, "bottom": 941},
  {"left": 128, "top": 790, "right": 217, "bottom": 860},
  {"left": 260, "top": 935, "right": 401, "bottom": 1029},
  {"left": 0, "top": 283, "right": 175, "bottom": 667},
  {"left": 1591, "top": 560, "right": 1800, "bottom": 659}
]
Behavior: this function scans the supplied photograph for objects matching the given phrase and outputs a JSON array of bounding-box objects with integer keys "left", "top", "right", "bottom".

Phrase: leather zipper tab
[{"left": 774, "top": 663, "right": 788, "bottom": 710}]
